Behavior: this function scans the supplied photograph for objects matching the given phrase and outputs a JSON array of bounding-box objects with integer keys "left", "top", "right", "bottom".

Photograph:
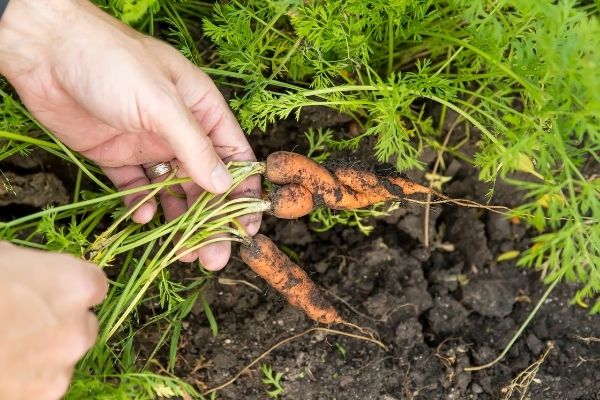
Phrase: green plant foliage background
[{"left": 202, "top": 0, "right": 600, "bottom": 312}]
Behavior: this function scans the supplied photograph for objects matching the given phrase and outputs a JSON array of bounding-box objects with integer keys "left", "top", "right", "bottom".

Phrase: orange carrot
[
  {"left": 332, "top": 168, "right": 397, "bottom": 203},
  {"left": 266, "top": 152, "right": 374, "bottom": 209},
  {"left": 265, "top": 152, "right": 435, "bottom": 215},
  {"left": 269, "top": 184, "right": 314, "bottom": 219},
  {"left": 333, "top": 167, "right": 434, "bottom": 196},
  {"left": 387, "top": 176, "right": 432, "bottom": 195},
  {"left": 240, "top": 234, "right": 342, "bottom": 325}
]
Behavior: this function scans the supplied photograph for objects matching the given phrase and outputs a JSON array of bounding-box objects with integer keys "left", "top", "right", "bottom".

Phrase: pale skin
[{"left": 0, "top": 0, "right": 261, "bottom": 398}]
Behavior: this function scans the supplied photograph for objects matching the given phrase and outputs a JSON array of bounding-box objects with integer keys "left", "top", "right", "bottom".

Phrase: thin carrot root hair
[
  {"left": 339, "top": 321, "right": 382, "bottom": 343},
  {"left": 404, "top": 196, "right": 513, "bottom": 216}
]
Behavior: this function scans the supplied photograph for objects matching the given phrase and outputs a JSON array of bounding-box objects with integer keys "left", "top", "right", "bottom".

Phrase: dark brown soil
[
  {"left": 0, "top": 171, "right": 68, "bottom": 207},
  {"left": 174, "top": 109, "right": 599, "bottom": 400},
  {"left": 179, "top": 205, "right": 599, "bottom": 399}
]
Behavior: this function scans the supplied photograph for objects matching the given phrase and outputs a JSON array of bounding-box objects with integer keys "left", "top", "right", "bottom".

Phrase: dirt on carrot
[
  {"left": 239, "top": 234, "right": 342, "bottom": 325},
  {"left": 269, "top": 184, "right": 314, "bottom": 219},
  {"left": 265, "top": 151, "right": 435, "bottom": 218}
]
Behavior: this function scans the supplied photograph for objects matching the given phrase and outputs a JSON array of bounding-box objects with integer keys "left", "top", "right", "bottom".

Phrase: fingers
[
  {"left": 169, "top": 57, "right": 249, "bottom": 152},
  {"left": 14, "top": 313, "right": 98, "bottom": 400},
  {"left": 142, "top": 162, "right": 199, "bottom": 264},
  {"left": 48, "top": 254, "right": 108, "bottom": 309},
  {"left": 228, "top": 173, "right": 263, "bottom": 236},
  {"left": 170, "top": 61, "right": 263, "bottom": 235},
  {"left": 0, "top": 246, "right": 101, "bottom": 400},
  {"left": 197, "top": 240, "right": 231, "bottom": 271},
  {"left": 172, "top": 57, "right": 258, "bottom": 166},
  {"left": 175, "top": 161, "right": 232, "bottom": 270},
  {"left": 102, "top": 165, "right": 157, "bottom": 224},
  {"left": 6, "top": 245, "right": 108, "bottom": 309},
  {"left": 149, "top": 90, "right": 232, "bottom": 194},
  {"left": 49, "top": 312, "right": 99, "bottom": 365},
  {"left": 19, "top": 312, "right": 99, "bottom": 366},
  {"left": 154, "top": 161, "right": 232, "bottom": 269},
  {"left": 156, "top": 178, "right": 198, "bottom": 263}
]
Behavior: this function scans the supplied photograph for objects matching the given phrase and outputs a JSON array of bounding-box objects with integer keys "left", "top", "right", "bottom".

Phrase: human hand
[
  {"left": 0, "top": 0, "right": 261, "bottom": 270},
  {"left": 0, "top": 242, "right": 108, "bottom": 400}
]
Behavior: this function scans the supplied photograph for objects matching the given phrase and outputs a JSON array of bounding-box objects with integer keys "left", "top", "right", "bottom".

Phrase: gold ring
[{"left": 145, "top": 162, "right": 173, "bottom": 180}]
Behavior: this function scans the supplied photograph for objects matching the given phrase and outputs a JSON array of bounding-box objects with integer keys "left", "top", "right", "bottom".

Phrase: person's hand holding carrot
[
  {"left": 0, "top": 0, "right": 262, "bottom": 270},
  {"left": 0, "top": 0, "right": 262, "bottom": 398}
]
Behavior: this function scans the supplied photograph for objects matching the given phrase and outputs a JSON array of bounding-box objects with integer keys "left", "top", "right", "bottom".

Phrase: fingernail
[
  {"left": 245, "top": 219, "right": 261, "bottom": 235},
  {"left": 132, "top": 203, "right": 155, "bottom": 224},
  {"left": 211, "top": 162, "right": 232, "bottom": 193}
]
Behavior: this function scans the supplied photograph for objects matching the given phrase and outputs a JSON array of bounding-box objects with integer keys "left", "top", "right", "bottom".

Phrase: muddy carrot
[
  {"left": 332, "top": 168, "right": 398, "bottom": 203},
  {"left": 269, "top": 184, "right": 314, "bottom": 219},
  {"left": 240, "top": 234, "right": 342, "bottom": 325},
  {"left": 333, "top": 167, "right": 434, "bottom": 196},
  {"left": 386, "top": 176, "right": 432, "bottom": 195},
  {"left": 266, "top": 152, "right": 435, "bottom": 215},
  {"left": 266, "top": 151, "right": 375, "bottom": 209}
]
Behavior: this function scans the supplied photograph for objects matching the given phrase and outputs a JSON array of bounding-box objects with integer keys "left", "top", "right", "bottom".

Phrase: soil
[
  {"left": 1, "top": 107, "right": 598, "bottom": 400},
  {"left": 179, "top": 201, "right": 600, "bottom": 399},
  {"left": 0, "top": 170, "right": 68, "bottom": 207},
  {"left": 177, "top": 109, "right": 599, "bottom": 400}
]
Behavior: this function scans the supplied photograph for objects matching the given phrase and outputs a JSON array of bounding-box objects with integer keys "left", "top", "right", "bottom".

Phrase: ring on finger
[{"left": 145, "top": 161, "right": 173, "bottom": 180}]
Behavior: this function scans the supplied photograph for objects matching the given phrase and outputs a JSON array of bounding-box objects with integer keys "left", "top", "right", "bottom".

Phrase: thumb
[{"left": 151, "top": 92, "right": 232, "bottom": 193}]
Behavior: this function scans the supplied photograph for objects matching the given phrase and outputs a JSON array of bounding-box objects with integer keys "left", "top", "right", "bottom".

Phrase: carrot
[
  {"left": 269, "top": 184, "right": 314, "bottom": 219},
  {"left": 332, "top": 168, "right": 398, "bottom": 202},
  {"left": 265, "top": 152, "right": 435, "bottom": 217},
  {"left": 386, "top": 176, "right": 432, "bottom": 195},
  {"left": 240, "top": 234, "right": 342, "bottom": 325},
  {"left": 266, "top": 152, "right": 376, "bottom": 209},
  {"left": 333, "top": 167, "right": 433, "bottom": 196}
]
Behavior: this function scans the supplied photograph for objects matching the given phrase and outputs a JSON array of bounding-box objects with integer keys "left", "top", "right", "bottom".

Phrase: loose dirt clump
[{"left": 0, "top": 171, "right": 68, "bottom": 207}]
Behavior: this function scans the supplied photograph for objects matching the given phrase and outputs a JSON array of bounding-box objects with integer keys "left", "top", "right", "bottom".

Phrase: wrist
[{"left": 0, "top": 0, "right": 76, "bottom": 78}]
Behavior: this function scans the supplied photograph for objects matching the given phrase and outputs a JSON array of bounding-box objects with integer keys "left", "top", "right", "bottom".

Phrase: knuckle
[
  {"left": 195, "top": 135, "right": 214, "bottom": 157},
  {"left": 144, "top": 88, "right": 182, "bottom": 130}
]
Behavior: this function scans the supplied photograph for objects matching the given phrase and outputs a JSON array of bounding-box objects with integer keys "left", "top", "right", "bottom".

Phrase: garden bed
[
  {"left": 166, "top": 113, "right": 599, "bottom": 399},
  {"left": 3, "top": 108, "right": 595, "bottom": 399}
]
